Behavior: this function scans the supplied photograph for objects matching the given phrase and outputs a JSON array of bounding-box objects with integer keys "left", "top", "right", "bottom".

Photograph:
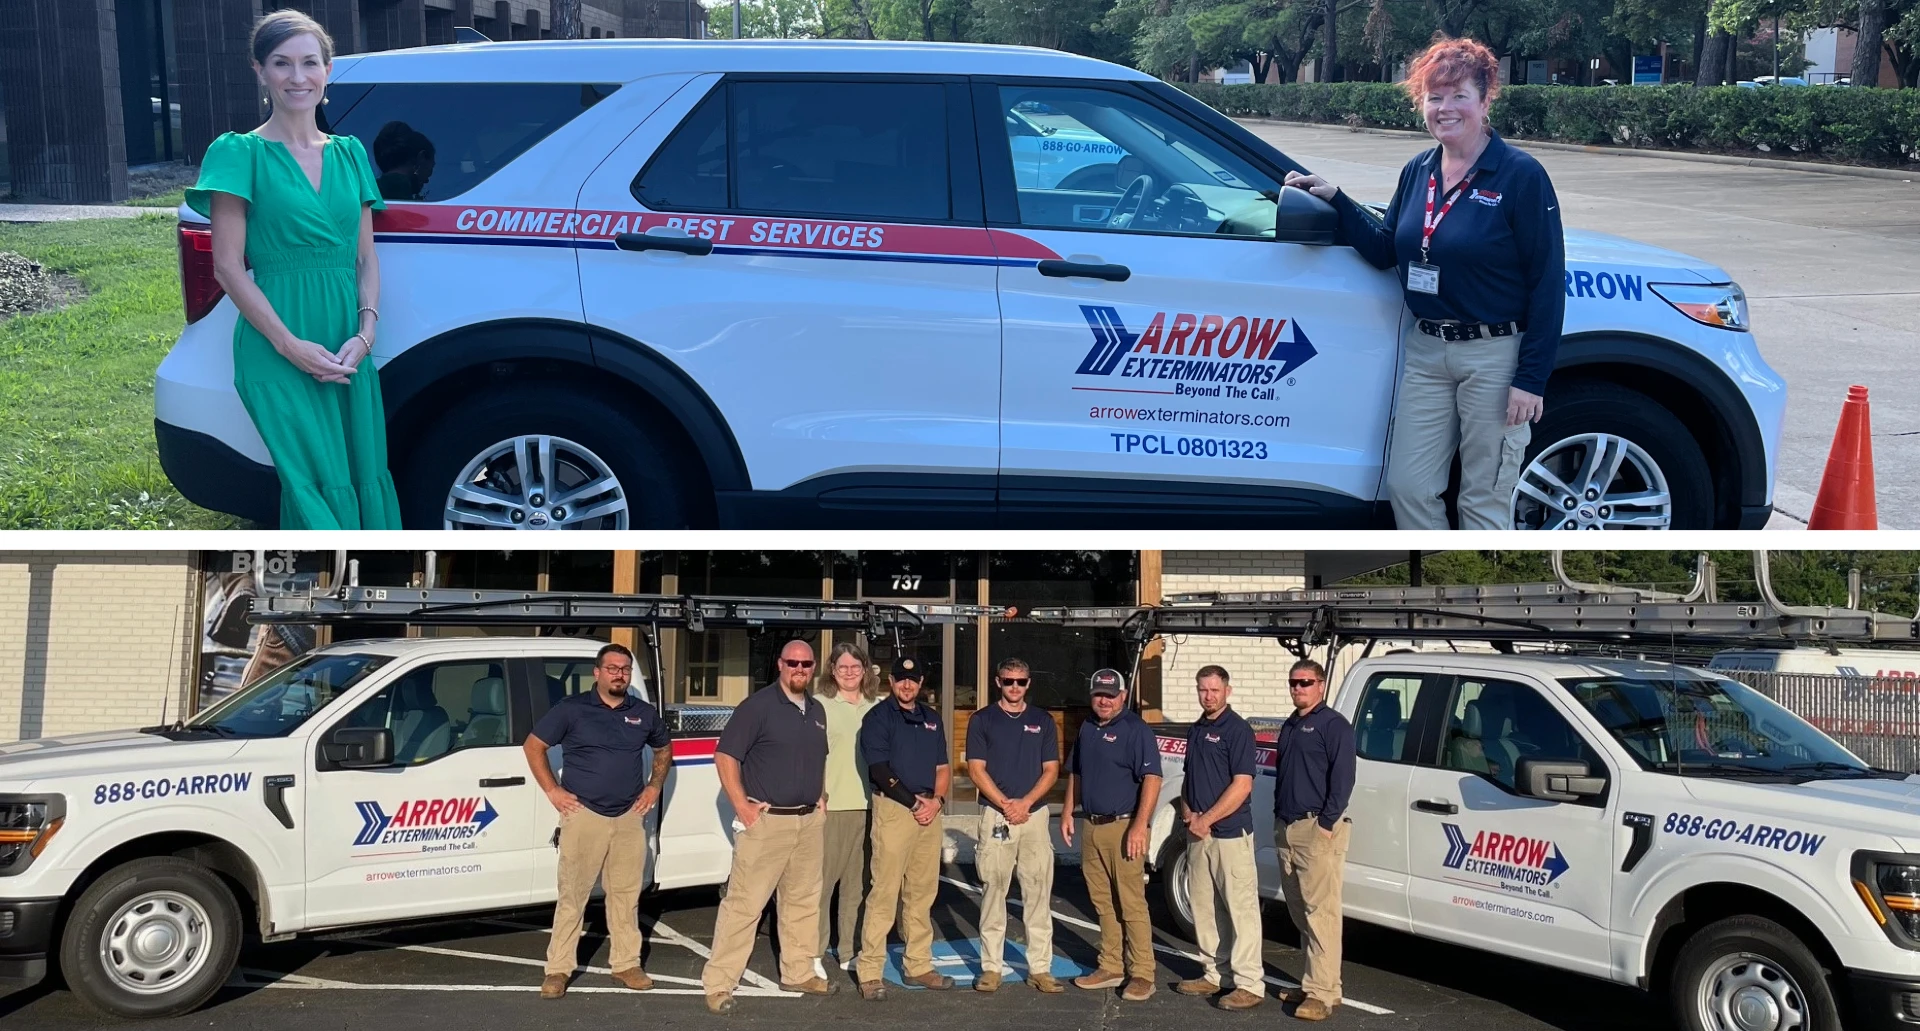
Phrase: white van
[{"left": 1710, "top": 647, "right": 1920, "bottom": 680}]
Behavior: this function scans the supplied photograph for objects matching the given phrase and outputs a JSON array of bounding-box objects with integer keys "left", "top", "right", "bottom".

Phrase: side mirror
[
  {"left": 1274, "top": 186, "right": 1337, "bottom": 246},
  {"left": 1516, "top": 758, "right": 1607, "bottom": 802},
  {"left": 327, "top": 727, "right": 394, "bottom": 769}
]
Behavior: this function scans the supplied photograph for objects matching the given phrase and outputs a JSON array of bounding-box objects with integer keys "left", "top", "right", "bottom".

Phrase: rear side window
[
  {"left": 633, "top": 80, "right": 951, "bottom": 221},
  {"left": 324, "top": 82, "right": 618, "bottom": 202}
]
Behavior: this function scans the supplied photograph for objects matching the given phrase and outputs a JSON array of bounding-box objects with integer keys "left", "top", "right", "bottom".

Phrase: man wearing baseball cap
[
  {"left": 1062, "top": 668, "right": 1163, "bottom": 1001},
  {"left": 854, "top": 655, "right": 953, "bottom": 1000}
]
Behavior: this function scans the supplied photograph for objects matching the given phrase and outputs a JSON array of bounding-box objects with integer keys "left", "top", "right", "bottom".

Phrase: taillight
[{"left": 178, "top": 222, "right": 223, "bottom": 323}]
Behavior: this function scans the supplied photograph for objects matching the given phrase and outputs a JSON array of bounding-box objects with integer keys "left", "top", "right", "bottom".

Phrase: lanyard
[{"left": 1421, "top": 168, "right": 1476, "bottom": 264}]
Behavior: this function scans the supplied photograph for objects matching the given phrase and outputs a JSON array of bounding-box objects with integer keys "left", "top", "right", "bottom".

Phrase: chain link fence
[{"left": 1721, "top": 670, "right": 1920, "bottom": 773}]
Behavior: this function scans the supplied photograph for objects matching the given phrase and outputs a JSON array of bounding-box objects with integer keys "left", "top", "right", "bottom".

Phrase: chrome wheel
[
  {"left": 99, "top": 891, "right": 212, "bottom": 996},
  {"left": 444, "top": 434, "right": 627, "bottom": 530},
  {"left": 1512, "top": 431, "right": 1672, "bottom": 530},
  {"left": 1695, "top": 953, "right": 1808, "bottom": 1031},
  {"left": 1168, "top": 845, "right": 1193, "bottom": 933}
]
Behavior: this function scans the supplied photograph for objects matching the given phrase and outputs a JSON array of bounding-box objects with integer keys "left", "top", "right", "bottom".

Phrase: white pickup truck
[
  {"left": 0, "top": 637, "right": 734, "bottom": 1018},
  {"left": 1145, "top": 653, "right": 1920, "bottom": 1031}
]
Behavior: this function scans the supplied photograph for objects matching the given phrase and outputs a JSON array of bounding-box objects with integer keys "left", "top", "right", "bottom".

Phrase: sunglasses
[
  {"left": 782, "top": 659, "right": 816, "bottom": 669},
  {"left": 998, "top": 676, "right": 1030, "bottom": 686},
  {"left": 1288, "top": 677, "right": 1322, "bottom": 688}
]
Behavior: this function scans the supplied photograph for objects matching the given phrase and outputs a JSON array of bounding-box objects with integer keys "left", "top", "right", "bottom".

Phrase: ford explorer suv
[
  {"left": 158, "top": 40, "right": 1785, "bottom": 530},
  {"left": 0, "top": 637, "right": 737, "bottom": 1018},
  {"left": 1146, "top": 653, "right": 1920, "bottom": 1031}
]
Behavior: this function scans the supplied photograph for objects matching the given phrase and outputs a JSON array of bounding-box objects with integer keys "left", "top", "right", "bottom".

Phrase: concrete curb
[{"left": 1238, "top": 117, "right": 1920, "bottom": 183}]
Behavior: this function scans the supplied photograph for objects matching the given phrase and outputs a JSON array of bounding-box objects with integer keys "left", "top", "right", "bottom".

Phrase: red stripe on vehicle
[{"left": 672, "top": 737, "right": 720, "bottom": 759}]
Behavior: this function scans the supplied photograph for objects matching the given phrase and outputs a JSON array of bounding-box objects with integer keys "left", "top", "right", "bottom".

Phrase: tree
[
  {"left": 553, "top": 0, "right": 583, "bottom": 37},
  {"left": 703, "top": 0, "right": 828, "bottom": 37}
]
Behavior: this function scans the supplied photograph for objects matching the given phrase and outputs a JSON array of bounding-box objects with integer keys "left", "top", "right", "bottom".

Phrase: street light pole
[
  {"left": 734, "top": 0, "right": 742, "bottom": 37},
  {"left": 1772, "top": 11, "right": 1780, "bottom": 80}
]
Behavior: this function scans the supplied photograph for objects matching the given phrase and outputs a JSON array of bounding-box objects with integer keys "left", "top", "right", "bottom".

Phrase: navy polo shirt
[
  {"left": 965, "top": 703, "right": 1059, "bottom": 805},
  {"left": 1274, "top": 703, "right": 1357, "bottom": 831},
  {"left": 1183, "top": 706, "right": 1256, "bottom": 838},
  {"left": 1331, "top": 131, "right": 1567, "bottom": 395},
  {"left": 530, "top": 689, "right": 670, "bottom": 818},
  {"left": 716, "top": 682, "right": 829, "bottom": 808},
  {"left": 860, "top": 699, "right": 949, "bottom": 798},
  {"left": 1070, "top": 709, "right": 1163, "bottom": 818}
]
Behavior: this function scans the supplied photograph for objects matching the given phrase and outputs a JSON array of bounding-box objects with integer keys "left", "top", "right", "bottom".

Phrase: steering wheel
[{"left": 1108, "top": 174, "right": 1156, "bottom": 230}]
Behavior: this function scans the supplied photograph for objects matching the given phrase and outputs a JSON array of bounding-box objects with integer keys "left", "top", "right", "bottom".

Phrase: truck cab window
[{"left": 1442, "top": 678, "right": 1604, "bottom": 792}]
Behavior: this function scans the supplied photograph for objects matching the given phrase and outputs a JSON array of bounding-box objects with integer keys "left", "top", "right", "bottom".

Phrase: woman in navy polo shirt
[{"left": 1285, "top": 35, "right": 1566, "bottom": 530}]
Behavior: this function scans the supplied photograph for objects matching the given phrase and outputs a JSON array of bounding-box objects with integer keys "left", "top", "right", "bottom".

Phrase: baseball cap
[
  {"left": 891, "top": 655, "right": 926, "bottom": 681},
  {"left": 1089, "top": 668, "right": 1126, "bottom": 697}
]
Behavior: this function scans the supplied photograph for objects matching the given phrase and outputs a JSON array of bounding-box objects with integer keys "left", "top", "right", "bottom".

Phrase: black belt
[
  {"left": 1085, "top": 813, "right": 1127, "bottom": 825},
  {"left": 1418, "top": 319, "right": 1519, "bottom": 342},
  {"left": 763, "top": 803, "right": 817, "bottom": 816}
]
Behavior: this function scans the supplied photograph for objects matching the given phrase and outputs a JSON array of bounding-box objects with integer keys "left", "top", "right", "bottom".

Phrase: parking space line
[
  {"left": 229, "top": 966, "right": 787, "bottom": 998},
  {"left": 340, "top": 938, "right": 705, "bottom": 987},
  {"left": 937, "top": 874, "right": 1393, "bottom": 1016},
  {"left": 480, "top": 916, "right": 788, "bottom": 993}
]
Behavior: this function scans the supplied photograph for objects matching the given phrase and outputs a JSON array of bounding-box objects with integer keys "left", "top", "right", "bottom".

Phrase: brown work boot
[
  {"left": 858, "top": 980, "right": 888, "bottom": 1001},
  {"left": 1120, "top": 977, "right": 1155, "bottom": 1002},
  {"left": 975, "top": 970, "right": 1002, "bottom": 992},
  {"left": 1293, "top": 998, "right": 1336, "bottom": 1021},
  {"left": 540, "top": 973, "right": 569, "bottom": 999},
  {"left": 1173, "top": 977, "right": 1221, "bottom": 997},
  {"left": 611, "top": 968, "right": 653, "bottom": 991},
  {"left": 1030, "top": 972, "right": 1065, "bottom": 994},
  {"left": 705, "top": 991, "right": 734, "bottom": 1014},
  {"left": 1216, "top": 988, "right": 1265, "bottom": 1010},
  {"left": 1074, "top": 969, "right": 1126, "bottom": 990},
  {"left": 906, "top": 970, "right": 955, "bottom": 990},
  {"left": 780, "top": 976, "right": 837, "bottom": 995},
  {"left": 1277, "top": 987, "right": 1306, "bottom": 1005}
]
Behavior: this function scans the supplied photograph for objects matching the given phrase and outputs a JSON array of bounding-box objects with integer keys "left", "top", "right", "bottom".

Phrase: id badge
[{"left": 1407, "top": 261, "right": 1440, "bottom": 295}]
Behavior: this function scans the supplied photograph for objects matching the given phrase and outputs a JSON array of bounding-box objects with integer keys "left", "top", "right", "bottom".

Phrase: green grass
[
  {"left": 127, "top": 188, "right": 188, "bottom": 209},
  {"left": 0, "top": 214, "right": 252, "bottom": 528}
]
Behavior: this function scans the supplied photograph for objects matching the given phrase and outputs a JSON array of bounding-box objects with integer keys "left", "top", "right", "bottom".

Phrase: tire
[
  {"left": 1513, "top": 380, "right": 1714, "bottom": 530},
  {"left": 397, "top": 382, "right": 699, "bottom": 530},
  {"left": 1152, "top": 831, "right": 1195, "bottom": 943},
  {"left": 58, "top": 856, "right": 243, "bottom": 1020},
  {"left": 1668, "top": 915, "right": 1843, "bottom": 1031}
]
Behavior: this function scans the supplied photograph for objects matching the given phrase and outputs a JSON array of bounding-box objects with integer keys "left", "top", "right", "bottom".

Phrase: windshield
[
  {"left": 188, "top": 653, "right": 390, "bottom": 738},
  {"left": 1559, "top": 675, "right": 1873, "bottom": 778}
]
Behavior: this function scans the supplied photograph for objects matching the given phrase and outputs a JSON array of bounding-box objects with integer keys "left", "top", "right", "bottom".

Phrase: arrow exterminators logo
[
  {"left": 1077, "top": 305, "right": 1317, "bottom": 383},
  {"left": 354, "top": 797, "right": 499, "bottom": 848},
  {"left": 1443, "top": 824, "right": 1569, "bottom": 898}
]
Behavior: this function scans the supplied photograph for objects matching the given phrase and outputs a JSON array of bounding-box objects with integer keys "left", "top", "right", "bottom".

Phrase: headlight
[
  {"left": 1854, "top": 851, "right": 1920, "bottom": 948},
  {"left": 1649, "top": 282, "right": 1749, "bottom": 332},
  {"left": 0, "top": 795, "right": 64, "bottom": 874}
]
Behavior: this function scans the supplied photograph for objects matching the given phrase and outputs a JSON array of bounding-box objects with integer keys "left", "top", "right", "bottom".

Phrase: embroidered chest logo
[{"left": 1469, "top": 188, "right": 1502, "bottom": 207}]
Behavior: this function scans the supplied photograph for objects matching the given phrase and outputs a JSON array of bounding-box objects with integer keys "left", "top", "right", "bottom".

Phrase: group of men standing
[{"left": 521, "top": 639, "right": 1356, "bottom": 1024}]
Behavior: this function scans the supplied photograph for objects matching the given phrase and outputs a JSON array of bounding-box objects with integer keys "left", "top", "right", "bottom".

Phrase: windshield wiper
[
  {"left": 1649, "top": 761, "right": 1788, "bottom": 779},
  {"left": 1778, "top": 760, "right": 1884, "bottom": 781},
  {"left": 139, "top": 723, "right": 237, "bottom": 739}
]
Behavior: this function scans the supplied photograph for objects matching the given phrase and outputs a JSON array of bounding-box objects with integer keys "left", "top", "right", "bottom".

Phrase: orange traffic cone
[{"left": 1807, "top": 385, "right": 1877, "bottom": 530}]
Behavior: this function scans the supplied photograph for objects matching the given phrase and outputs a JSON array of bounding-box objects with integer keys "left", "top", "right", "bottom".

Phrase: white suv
[{"left": 157, "top": 40, "right": 1786, "bottom": 530}]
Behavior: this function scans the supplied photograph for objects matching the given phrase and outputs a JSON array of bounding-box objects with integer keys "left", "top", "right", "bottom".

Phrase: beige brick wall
[
  {"left": 0, "top": 553, "right": 197, "bottom": 742},
  {"left": 1159, "top": 551, "right": 1306, "bottom": 721}
]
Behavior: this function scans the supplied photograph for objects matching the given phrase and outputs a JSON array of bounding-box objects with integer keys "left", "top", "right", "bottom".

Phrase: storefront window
[
  {"left": 346, "top": 551, "right": 420, "bottom": 587},
  {"left": 680, "top": 551, "right": 830, "bottom": 598},
  {"left": 437, "top": 551, "right": 540, "bottom": 589},
  {"left": 686, "top": 632, "right": 724, "bottom": 699},
  {"left": 549, "top": 551, "right": 615, "bottom": 592},
  {"left": 984, "top": 551, "right": 1137, "bottom": 710},
  {"left": 860, "top": 552, "right": 956, "bottom": 600},
  {"left": 953, "top": 621, "right": 980, "bottom": 710}
]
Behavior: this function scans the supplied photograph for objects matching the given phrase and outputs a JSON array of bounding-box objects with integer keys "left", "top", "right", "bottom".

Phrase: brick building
[{"left": 0, "top": 0, "right": 705, "bottom": 202}]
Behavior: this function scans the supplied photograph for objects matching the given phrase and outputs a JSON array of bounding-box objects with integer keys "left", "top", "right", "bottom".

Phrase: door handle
[
  {"left": 1037, "top": 259, "right": 1130, "bottom": 282},
  {"left": 480, "top": 776, "right": 526, "bottom": 788},
  {"left": 1414, "top": 798, "right": 1459, "bottom": 815},
  {"left": 615, "top": 232, "right": 714, "bottom": 256}
]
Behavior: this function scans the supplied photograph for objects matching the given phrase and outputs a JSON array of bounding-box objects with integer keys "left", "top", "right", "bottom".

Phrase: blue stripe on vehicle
[{"left": 375, "top": 233, "right": 1042, "bottom": 268}]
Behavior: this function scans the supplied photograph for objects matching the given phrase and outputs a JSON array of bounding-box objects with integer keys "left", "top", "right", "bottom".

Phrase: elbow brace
[{"left": 868, "top": 761, "right": 919, "bottom": 809}]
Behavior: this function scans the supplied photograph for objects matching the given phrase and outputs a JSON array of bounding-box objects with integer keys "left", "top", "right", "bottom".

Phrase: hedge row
[{"left": 1181, "top": 82, "right": 1920, "bottom": 168}]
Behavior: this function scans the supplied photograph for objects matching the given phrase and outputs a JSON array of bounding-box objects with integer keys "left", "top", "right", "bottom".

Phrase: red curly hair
[{"left": 1403, "top": 35, "right": 1501, "bottom": 108}]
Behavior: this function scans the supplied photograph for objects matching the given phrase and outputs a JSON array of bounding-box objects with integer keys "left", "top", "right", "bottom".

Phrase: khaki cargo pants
[
  {"left": 1386, "top": 323, "right": 1530, "bottom": 531},
  {"left": 855, "top": 799, "right": 943, "bottom": 984},
  {"left": 975, "top": 804, "right": 1054, "bottom": 976},
  {"left": 1081, "top": 818, "right": 1154, "bottom": 979},
  {"left": 702, "top": 808, "right": 825, "bottom": 993},
  {"left": 1187, "top": 831, "right": 1264, "bottom": 992},
  {"left": 1277, "top": 817, "right": 1350, "bottom": 1005},
  {"left": 546, "top": 807, "right": 647, "bottom": 977}
]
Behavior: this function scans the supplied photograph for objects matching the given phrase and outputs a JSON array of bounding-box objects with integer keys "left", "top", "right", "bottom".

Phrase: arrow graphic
[
  {"left": 1076, "top": 305, "right": 1139, "bottom": 376},
  {"left": 472, "top": 799, "right": 498, "bottom": 835},
  {"left": 1269, "top": 322, "right": 1318, "bottom": 379},
  {"left": 1541, "top": 844, "right": 1570, "bottom": 884},
  {"left": 1442, "top": 823, "right": 1471, "bottom": 869},
  {"left": 352, "top": 801, "right": 392, "bottom": 847}
]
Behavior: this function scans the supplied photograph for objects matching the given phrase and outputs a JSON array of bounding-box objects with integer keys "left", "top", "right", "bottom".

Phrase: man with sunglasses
[
  {"left": 525, "top": 643, "right": 670, "bottom": 1000},
  {"left": 965, "top": 657, "right": 1062, "bottom": 993},
  {"left": 703, "top": 639, "right": 834, "bottom": 1013},
  {"left": 1272, "top": 659, "right": 1356, "bottom": 1023},
  {"left": 854, "top": 655, "right": 953, "bottom": 1000}
]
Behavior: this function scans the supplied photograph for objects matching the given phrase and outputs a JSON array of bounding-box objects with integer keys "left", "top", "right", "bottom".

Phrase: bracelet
[
  {"left": 357, "top": 305, "right": 379, "bottom": 321},
  {"left": 347, "top": 332, "right": 370, "bottom": 350}
]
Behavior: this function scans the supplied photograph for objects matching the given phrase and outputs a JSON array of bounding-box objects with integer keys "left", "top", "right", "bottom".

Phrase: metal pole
[
  {"left": 733, "top": 0, "right": 741, "bottom": 37},
  {"left": 1772, "top": 12, "right": 1780, "bottom": 80}
]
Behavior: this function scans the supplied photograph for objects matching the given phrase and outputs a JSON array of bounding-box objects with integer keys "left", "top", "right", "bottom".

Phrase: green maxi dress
[{"left": 186, "top": 131, "right": 404, "bottom": 529}]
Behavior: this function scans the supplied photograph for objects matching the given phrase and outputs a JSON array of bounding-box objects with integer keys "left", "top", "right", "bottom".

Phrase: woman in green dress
[{"left": 185, "top": 10, "right": 402, "bottom": 529}]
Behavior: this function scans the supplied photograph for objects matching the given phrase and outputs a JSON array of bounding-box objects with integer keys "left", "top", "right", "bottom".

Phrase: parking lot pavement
[
  {"left": 0, "top": 862, "right": 1664, "bottom": 1031},
  {"left": 1241, "top": 120, "right": 1920, "bottom": 528}
]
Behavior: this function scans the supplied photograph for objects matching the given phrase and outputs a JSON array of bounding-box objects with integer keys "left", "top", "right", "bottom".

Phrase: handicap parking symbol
[{"left": 881, "top": 936, "right": 1094, "bottom": 988}]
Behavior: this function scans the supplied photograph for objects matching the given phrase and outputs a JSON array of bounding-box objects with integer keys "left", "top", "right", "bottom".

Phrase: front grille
[
  {"left": 1899, "top": 991, "right": 1920, "bottom": 1021},
  {"left": 0, "top": 911, "right": 15, "bottom": 937}
]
